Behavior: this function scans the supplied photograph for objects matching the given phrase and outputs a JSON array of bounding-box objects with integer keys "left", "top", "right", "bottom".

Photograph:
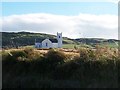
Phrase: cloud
[
  {"left": 2, "top": 13, "right": 118, "bottom": 39},
  {"left": 106, "top": 0, "right": 119, "bottom": 4}
]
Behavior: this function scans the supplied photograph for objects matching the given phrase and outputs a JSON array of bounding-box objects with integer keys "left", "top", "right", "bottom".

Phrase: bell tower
[{"left": 57, "top": 32, "right": 62, "bottom": 48}]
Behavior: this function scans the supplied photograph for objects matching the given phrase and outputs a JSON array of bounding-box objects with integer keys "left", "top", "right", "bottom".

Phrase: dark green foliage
[
  {"left": 53, "top": 61, "right": 80, "bottom": 80},
  {"left": 11, "top": 50, "right": 27, "bottom": 58},
  {"left": 2, "top": 50, "right": 27, "bottom": 66}
]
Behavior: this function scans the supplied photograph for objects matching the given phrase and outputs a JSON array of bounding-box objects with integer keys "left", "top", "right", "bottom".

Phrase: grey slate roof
[{"left": 36, "top": 38, "right": 58, "bottom": 43}]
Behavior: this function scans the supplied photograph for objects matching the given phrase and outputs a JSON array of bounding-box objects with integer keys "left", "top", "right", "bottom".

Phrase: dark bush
[
  {"left": 2, "top": 48, "right": 119, "bottom": 88},
  {"left": 53, "top": 61, "right": 80, "bottom": 80},
  {"left": 2, "top": 50, "right": 27, "bottom": 64},
  {"left": 45, "top": 49, "right": 66, "bottom": 65},
  {"left": 2, "top": 50, "right": 27, "bottom": 69},
  {"left": 24, "top": 48, "right": 34, "bottom": 54},
  {"left": 79, "top": 48, "right": 89, "bottom": 61},
  {"left": 10, "top": 50, "right": 27, "bottom": 58}
]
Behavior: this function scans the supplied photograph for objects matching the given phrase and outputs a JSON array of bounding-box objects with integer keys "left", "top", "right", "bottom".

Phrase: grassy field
[
  {"left": 99, "top": 43, "right": 118, "bottom": 48},
  {"left": 62, "top": 43, "right": 118, "bottom": 49},
  {"left": 18, "top": 42, "right": 118, "bottom": 50},
  {"left": 2, "top": 46, "right": 119, "bottom": 88}
]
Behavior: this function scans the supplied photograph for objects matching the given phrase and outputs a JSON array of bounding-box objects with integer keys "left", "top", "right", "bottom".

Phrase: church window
[{"left": 46, "top": 43, "right": 48, "bottom": 47}]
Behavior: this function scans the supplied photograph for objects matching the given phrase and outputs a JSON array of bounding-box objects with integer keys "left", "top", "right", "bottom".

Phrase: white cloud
[
  {"left": 106, "top": 0, "right": 119, "bottom": 4},
  {"left": 2, "top": 13, "right": 118, "bottom": 39}
]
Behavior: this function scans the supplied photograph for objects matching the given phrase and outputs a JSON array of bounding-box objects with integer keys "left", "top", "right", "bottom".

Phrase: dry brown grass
[
  {"left": 2, "top": 46, "right": 119, "bottom": 88},
  {"left": 3, "top": 48, "right": 80, "bottom": 60},
  {"left": 3, "top": 46, "right": 118, "bottom": 61}
]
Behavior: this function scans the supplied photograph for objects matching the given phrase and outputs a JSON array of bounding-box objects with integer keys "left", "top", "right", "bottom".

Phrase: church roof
[
  {"left": 49, "top": 39, "right": 58, "bottom": 43},
  {"left": 36, "top": 38, "right": 58, "bottom": 43}
]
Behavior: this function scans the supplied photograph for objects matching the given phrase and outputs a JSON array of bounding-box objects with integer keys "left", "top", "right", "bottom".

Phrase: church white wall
[
  {"left": 35, "top": 43, "right": 41, "bottom": 48},
  {"left": 35, "top": 32, "right": 63, "bottom": 48},
  {"left": 52, "top": 43, "right": 58, "bottom": 48},
  {"left": 57, "top": 32, "right": 62, "bottom": 48},
  {"left": 41, "top": 39, "right": 52, "bottom": 48}
]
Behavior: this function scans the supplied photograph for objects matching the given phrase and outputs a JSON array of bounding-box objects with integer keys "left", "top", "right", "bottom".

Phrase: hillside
[
  {"left": 1, "top": 32, "right": 119, "bottom": 48},
  {"left": 1, "top": 32, "right": 76, "bottom": 48}
]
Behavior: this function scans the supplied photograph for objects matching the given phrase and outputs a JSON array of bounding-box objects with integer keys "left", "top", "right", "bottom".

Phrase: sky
[
  {"left": 1, "top": 2, "right": 118, "bottom": 39},
  {"left": 2, "top": 2, "right": 118, "bottom": 16}
]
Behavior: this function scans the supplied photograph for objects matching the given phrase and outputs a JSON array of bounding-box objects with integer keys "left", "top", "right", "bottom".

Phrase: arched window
[
  {"left": 59, "top": 36, "right": 60, "bottom": 38},
  {"left": 46, "top": 43, "right": 48, "bottom": 47}
]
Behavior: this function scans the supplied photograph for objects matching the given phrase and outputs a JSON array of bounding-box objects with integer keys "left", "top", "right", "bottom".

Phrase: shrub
[
  {"left": 79, "top": 48, "right": 89, "bottom": 61},
  {"left": 2, "top": 50, "right": 28, "bottom": 76},
  {"left": 23, "top": 48, "right": 41, "bottom": 60},
  {"left": 87, "top": 49, "right": 96, "bottom": 61},
  {"left": 24, "top": 47, "right": 34, "bottom": 54},
  {"left": 2, "top": 50, "right": 27, "bottom": 63},
  {"left": 10, "top": 50, "right": 27, "bottom": 58},
  {"left": 2, "top": 47, "right": 119, "bottom": 88},
  {"left": 45, "top": 49, "right": 66, "bottom": 65},
  {"left": 53, "top": 60, "right": 80, "bottom": 80}
]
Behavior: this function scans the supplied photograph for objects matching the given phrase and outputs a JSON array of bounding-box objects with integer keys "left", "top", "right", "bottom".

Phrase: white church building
[{"left": 35, "top": 32, "right": 62, "bottom": 48}]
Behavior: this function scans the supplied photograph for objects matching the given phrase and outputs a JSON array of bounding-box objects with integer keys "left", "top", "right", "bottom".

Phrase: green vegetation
[
  {"left": 62, "top": 44, "right": 93, "bottom": 49},
  {"left": 2, "top": 32, "right": 77, "bottom": 48},
  {"left": 99, "top": 42, "right": 118, "bottom": 48},
  {"left": 1, "top": 32, "right": 119, "bottom": 49},
  {"left": 2, "top": 47, "right": 119, "bottom": 88}
]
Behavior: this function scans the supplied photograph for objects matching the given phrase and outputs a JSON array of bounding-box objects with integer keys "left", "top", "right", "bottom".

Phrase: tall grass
[{"left": 2, "top": 47, "right": 119, "bottom": 88}]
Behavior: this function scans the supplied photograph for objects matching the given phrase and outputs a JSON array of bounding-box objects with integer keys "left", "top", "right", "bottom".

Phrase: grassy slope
[
  {"left": 1, "top": 32, "right": 119, "bottom": 49},
  {"left": 2, "top": 32, "right": 77, "bottom": 48}
]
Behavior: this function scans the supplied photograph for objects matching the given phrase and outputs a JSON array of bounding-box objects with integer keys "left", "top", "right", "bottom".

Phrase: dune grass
[{"left": 2, "top": 47, "right": 119, "bottom": 88}]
